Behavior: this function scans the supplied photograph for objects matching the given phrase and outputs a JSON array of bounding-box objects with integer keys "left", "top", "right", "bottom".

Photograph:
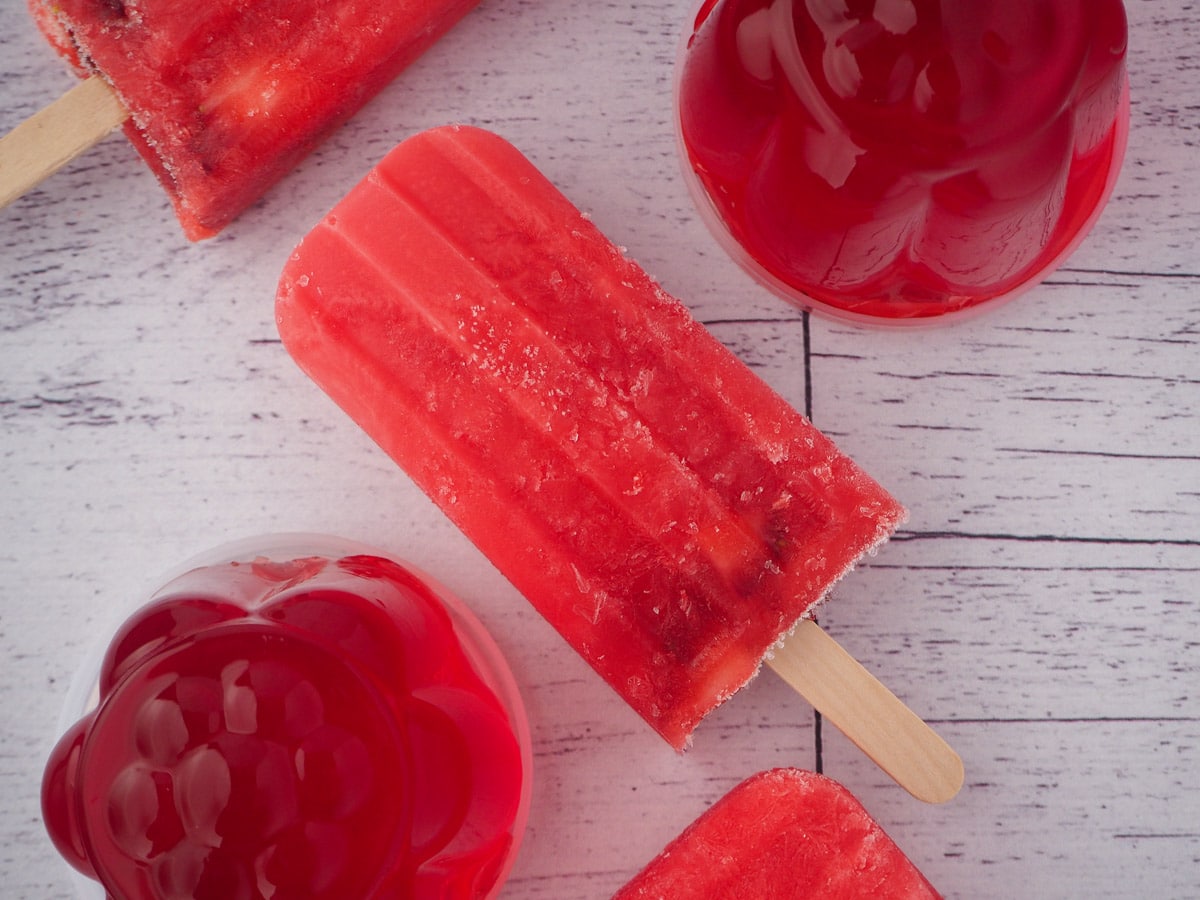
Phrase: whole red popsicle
[{"left": 275, "top": 125, "right": 908, "bottom": 752}]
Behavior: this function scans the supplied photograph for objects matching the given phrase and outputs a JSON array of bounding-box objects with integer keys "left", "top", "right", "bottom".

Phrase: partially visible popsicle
[
  {"left": 3, "top": 0, "right": 481, "bottom": 238},
  {"left": 612, "top": 768, "right": 943, "bottom": 899},
  {"left": 276, "top": 125, "right": 962, "bottom": 801}
]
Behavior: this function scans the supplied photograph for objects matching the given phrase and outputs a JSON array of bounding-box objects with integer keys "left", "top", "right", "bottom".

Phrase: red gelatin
[
  {"left": 42, "top": 538, "right": 530, "bottom": 900},
  {"left": 676, "top": 0, "right": 1129, "bottom": 324}
]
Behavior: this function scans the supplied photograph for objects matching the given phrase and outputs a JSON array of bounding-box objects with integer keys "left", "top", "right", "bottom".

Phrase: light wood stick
[
  {"left": 0, "top": 76, "right": 128, "bottom": 208},
  {"left": 767, "top": 618, "right": 964, "bottom": 804}
]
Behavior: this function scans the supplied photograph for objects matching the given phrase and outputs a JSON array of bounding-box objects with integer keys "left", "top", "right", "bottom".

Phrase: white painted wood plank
[
  {"left": 805, "top": 276, "right": 1200, "bottom": 543},
  {"left": 823, "top": 718, "right": 1200, "bottom": 900}
]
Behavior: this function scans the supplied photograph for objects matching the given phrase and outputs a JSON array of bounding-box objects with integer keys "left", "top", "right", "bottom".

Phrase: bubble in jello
[
  {"left": 676, "top": 0, "right": 1129, "bottom": 323},
  {"left": 41, "top": 537, "right": 531, "bottom": 900}
]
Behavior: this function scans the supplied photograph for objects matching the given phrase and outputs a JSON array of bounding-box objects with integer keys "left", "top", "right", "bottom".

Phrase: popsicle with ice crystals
[
  {"left": 275, "top": 125, "right": 962, "bottom": 802},
  {"left": 1, "top": 0, "right": 481, "bottom": 238},
  {"left": 612, "top": 769, "right": 943, "bottom": 899}
]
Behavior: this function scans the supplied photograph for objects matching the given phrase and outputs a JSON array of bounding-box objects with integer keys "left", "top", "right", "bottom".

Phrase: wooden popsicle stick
[
  {"left": 767, "top": 618, "right": 964, "bottom": 804},
  {"left": 0, "top": 76, "right": 129, "bottom": 208}
]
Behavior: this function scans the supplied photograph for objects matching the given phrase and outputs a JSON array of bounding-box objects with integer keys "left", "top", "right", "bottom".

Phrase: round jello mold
[
  {"left": 673, "top": 0, "right": 1131, "bottom": 327},
  {"left": 46, "top": 533, "right": 533, "bottom": 900}
]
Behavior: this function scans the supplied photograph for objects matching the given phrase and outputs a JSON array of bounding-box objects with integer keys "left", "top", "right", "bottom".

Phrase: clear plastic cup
[
  {"left": 675, "top": 0, "right": 1130, "bottom": 326},
  {"left": 44, "top": 534, "right": 532, "bottom": 900}
]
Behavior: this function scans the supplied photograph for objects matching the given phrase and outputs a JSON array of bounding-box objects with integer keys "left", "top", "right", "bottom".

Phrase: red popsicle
[
  {"left": 275, "top": 125, "right": 962, "bottom": 802},
  {"left": 612, "top": 768, "right": 942, "bottom": 899},
  {"left": 2, "top": 0, "right": 482, "bottom": 238}
]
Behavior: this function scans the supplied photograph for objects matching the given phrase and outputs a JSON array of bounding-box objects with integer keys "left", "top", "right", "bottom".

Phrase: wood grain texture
[{"left": 1, "top": 1, "right": 1197, "bottom": 898}]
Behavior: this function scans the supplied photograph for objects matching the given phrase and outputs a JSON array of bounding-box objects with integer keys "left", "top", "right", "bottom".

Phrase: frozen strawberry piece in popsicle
[
  {"left": 25, "top": 0, "right": 481, "bottom": 239},
  {"left": 613, "top": 768, "right": 942, "bottom": 899},
  {"left": 275, "top": 124, "right": 906, "bottom": 750}
]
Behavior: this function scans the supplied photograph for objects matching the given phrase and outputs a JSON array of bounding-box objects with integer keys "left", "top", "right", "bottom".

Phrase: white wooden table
[{"left": 2, "top": 2, "right": 1197, "bottom": 897}]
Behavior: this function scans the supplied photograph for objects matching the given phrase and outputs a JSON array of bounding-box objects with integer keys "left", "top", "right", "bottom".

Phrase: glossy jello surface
[
  {"left": 42, "top": 538, "right": 530, "bottom": 900},
  {"left": 677, "top": 0, "right": 1129, "bottom": 323}
]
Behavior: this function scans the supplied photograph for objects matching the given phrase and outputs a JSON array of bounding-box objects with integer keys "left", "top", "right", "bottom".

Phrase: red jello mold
[{"left": 42, "top": 535, "right": 532, "bottom": 900}]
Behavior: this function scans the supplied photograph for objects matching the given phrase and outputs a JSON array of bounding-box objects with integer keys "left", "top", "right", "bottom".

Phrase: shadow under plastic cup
[
  {"left": 43, "top": 534, "right": 532, "bottom": 900},
  {"left": 675, "top": 0, "right": 1130, "bottom": 326}
]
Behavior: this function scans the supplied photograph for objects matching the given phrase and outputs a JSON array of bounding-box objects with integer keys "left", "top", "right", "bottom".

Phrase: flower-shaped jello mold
[
  {"left": 42, "top": 537, "right": 531, "bottom": 900},
  {"left": 677, "top": 0, "right": 1130, "bottom": 324}
]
